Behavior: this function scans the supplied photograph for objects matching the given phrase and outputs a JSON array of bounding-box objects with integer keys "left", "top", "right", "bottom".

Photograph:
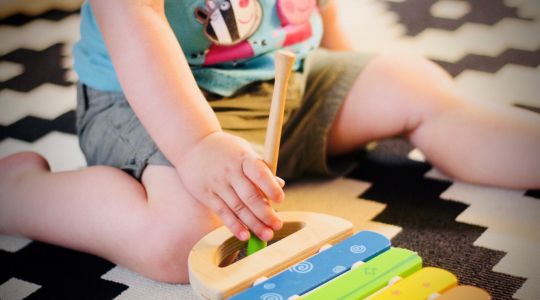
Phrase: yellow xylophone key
[
  {"left": 437, "top": 285, "right": 491, "bottom": 300},
  {"left": 367, "top": 267, "right": 457, "bottom": 300}
]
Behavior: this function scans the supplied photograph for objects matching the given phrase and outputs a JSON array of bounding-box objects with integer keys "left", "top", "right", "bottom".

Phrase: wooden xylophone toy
[{"left": 188, "top": 211, "right": 491, "bottom": 300}]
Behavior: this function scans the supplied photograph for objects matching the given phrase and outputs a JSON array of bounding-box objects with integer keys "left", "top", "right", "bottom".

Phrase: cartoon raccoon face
[{"left": 195, "top": 0, "right": 262, "bottom": 46}]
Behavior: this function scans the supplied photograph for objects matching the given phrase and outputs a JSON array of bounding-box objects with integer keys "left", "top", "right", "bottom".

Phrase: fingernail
[
  {"left": 239, "top": 230, "right": 250, "bottom": 241},
  {"left": 261, "top": 228, "right": 273, "bottom": 241},
  {"left": 275, "top": 176, "right": 285, "bottom": 187}
]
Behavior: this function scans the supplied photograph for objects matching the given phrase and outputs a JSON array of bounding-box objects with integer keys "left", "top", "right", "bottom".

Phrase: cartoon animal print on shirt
[
  {"left": 276, "top": 0, "right": 315, "bottom": 46},
  {"left": 195, "top": 0, "right": 262, "bottom": 46},
  {"left": 193, "top": 0, "right": 317, "bottom": 66},
  {"left": 277, "top": 0, "right": 316, "bottom": 25}
]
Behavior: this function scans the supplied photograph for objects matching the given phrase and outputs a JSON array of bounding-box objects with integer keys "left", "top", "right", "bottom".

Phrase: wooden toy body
[{"left": 188, "top": 211, "right": 353, "bottom": 299}]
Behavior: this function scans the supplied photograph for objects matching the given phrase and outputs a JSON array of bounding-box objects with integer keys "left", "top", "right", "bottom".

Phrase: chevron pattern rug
[{"left": 1, "top": 0, "right": 539, "bottom": 299}]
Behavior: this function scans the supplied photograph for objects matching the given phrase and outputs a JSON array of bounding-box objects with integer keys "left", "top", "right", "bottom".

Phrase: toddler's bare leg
[
  {"left": 327, "top": 53, "right": 540, "bottom": 189},
  {"left": 0, "top": 152, "right": 220, "bottom": 283}
]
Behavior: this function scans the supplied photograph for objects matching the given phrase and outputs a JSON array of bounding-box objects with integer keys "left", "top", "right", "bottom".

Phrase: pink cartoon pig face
[
  {"left": 195, "top": 0, "right": 262, "bottom": 46},
  {"left": 277, "top": 0, "right": 316, "bottom": 25}
]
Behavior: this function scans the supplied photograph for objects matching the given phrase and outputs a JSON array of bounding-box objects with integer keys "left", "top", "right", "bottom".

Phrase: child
[{"left": 0, "top": 0, "right": 539, "bottom": 284}]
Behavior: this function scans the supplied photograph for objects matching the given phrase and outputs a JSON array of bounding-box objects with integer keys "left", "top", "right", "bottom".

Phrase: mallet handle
[{"left": 263, "top": 50, "right": 296, "bottom": 174}]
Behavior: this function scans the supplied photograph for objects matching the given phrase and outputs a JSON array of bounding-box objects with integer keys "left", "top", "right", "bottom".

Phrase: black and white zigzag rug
[{"left": 1, "top": 0, "right": 539, "bottom": 299}]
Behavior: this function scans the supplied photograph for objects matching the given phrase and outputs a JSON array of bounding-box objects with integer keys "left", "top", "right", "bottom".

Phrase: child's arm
[
  {"left": 320, "top": 0, "right": 354, "bottom": 51},
  {"left": 90, "top": 0, "right": 284, "bottom": 241}
]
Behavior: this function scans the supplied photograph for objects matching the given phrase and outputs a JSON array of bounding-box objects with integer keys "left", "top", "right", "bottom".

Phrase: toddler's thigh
[{"left": 76, "top": 84, "right": 171, "bottom": 180}]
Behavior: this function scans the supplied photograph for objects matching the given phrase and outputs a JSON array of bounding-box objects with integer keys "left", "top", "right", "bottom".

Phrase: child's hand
[{"left": 177, "top": 131, "right": 285, "bottom": 241}]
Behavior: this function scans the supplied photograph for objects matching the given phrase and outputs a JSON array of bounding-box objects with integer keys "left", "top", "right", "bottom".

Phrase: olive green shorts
[{"left": 76, "top": 49, "right": 373, "bottom": 180}]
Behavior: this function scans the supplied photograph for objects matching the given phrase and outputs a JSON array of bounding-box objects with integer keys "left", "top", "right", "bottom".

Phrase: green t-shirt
[{"left": 73, "top": 0, "right": 327, "bottom": 96}]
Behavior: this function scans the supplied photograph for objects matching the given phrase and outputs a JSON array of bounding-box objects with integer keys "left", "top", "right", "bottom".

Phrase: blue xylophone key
[{"left": 229, "top": 231, "right": 390, "bottom": 300}]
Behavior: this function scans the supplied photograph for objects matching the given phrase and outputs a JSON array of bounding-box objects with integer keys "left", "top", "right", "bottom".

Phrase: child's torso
[{"left": 73, "top": 0, "right": 325, "bottom": 96}]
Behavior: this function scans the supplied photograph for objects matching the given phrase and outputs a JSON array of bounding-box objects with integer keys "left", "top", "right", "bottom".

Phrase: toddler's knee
[
  {"left": 0, "top": 152, "right": 50, "bottom": 188},
  {"left": 370, "top": 53, "right": 463, "bottom": 113},
  {"left": 19, "top": 151, "right": 50, "bottom": 168},
  {"left": 3, "top": 151, "right": 50, "bottom": 172}
]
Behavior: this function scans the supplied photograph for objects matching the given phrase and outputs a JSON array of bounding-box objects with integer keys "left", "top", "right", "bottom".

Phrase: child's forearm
[{"left": 90, "top": 0, "right": 221, "bottom": 167}]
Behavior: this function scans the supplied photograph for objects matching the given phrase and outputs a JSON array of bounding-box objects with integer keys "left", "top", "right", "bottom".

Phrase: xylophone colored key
[
  {"left": 367, "top": 267, "right": 458, "bottom": 300},
  {"left": 302, "top": 247, "right": 421, "bottom": 300},
  {"left": 230, "top": 231, "right": 391, "bottom": 300}
]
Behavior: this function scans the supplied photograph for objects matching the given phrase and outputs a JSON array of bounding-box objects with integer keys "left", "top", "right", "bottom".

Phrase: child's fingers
[
  {"left": 224, "top": 193, "right": 273, "bottom": 241},
  {"left": 242, "top": 211, "right": 274, "bottom": 241},
  {"left": 206, "top": 194, "right": 250, "bottom": 241},
  {"left": 216, "top": 183, "right": 275, "bottom": 241},
  {"left": 230, "top": 172, "right": 282, "bottom": 230},
  {"left": 242, "top": 156, "right": 285, "bottom": 204}
]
